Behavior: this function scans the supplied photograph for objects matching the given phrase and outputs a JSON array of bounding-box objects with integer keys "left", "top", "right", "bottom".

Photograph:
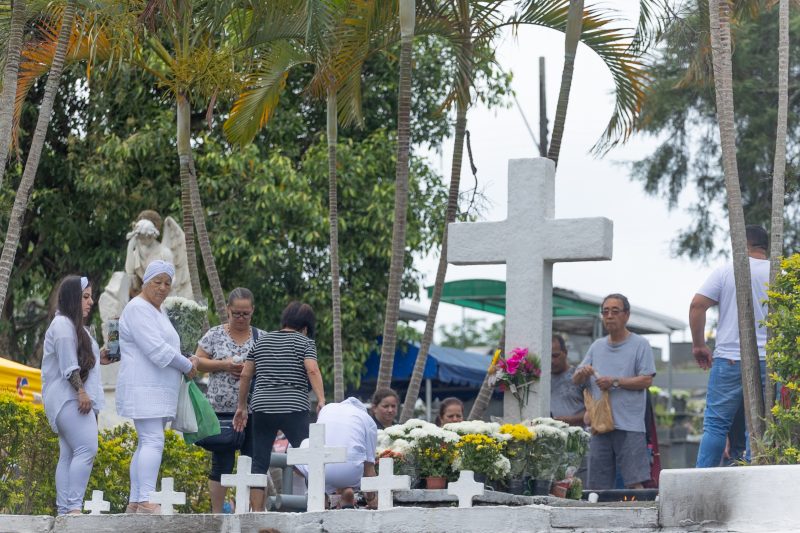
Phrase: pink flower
[
  {"left": 510, "top": 347, "right": 528, "bottom": 359},
  {"left": 506, "top": 358, "right": 521, "bottom": 375}
]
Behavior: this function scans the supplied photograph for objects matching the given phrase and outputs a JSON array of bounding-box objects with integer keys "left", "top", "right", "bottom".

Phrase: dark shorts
[{"left": 588, "top": 430, "right": 650, "bottom": 489}]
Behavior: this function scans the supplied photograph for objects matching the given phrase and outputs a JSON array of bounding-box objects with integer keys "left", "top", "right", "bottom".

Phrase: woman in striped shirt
[{"left": 233, "top": 301, "right": 325, "bottom": 511}]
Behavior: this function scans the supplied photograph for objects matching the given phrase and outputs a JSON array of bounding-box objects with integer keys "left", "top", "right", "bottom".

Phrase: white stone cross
[
  {"left": 447, "top": 470, "right": 484, "bottom": 508},
  {"left": 360, "top": 457, "right": 410, "bottom": 511},
  {"left": 448, "top": 158, "right": 613, "bottom": 421},
  {"left": 220, "top": 455, "right": 269, "bottom": 514},
  {"left": 148, "top": 477, "right": 186, "bottom": 515},
  {"left": 287, "top": 423, "right": 347, "bottom": 512},
  {"left": 83, "top": 490, "right": 110, "bottom": 515}
]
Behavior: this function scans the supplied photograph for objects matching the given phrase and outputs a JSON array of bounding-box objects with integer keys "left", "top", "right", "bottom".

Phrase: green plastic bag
[{"left": 182, "top": 379, "right": 220, "bottom": 445}]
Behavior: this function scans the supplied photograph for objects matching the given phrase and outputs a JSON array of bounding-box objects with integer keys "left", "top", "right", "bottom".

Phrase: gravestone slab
[{"left": 448, "top": 158, "right": 613, "bottom": 421}]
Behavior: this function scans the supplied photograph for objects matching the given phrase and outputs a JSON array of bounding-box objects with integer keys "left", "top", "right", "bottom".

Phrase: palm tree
[
  {"left": 546, "top": 0, "right": 583, "bottom": 166},
  {"left": 707, "top": 0, "right": 765, "bottom": 441},
  {"left": 223, "top": 1, "right": 363, "bottom": 402},
  {"left": 400, "top": 0, "right": 654, "bottom": 421},
  {"left": 376, "top": 0, "right": 416, "bottom": 393},
  {"left": 0, "top": 0, "right": 26, "bottom": 189},
  {"left": 765, "top": 0, "right": 789, "bottom": 423},
  {"left": 0, "top": 0, "right": 76, "bottom": 309}
]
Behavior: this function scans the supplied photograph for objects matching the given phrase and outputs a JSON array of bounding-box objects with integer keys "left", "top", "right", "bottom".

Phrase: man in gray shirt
[
  {"left": 550, "top": 334, "right": 585, "bottom": 426},
  {"left": 574, "top": 293, "right": 656, "bottom": 490}
]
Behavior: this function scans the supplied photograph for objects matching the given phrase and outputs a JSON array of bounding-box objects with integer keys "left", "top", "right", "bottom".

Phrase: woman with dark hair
[
  {"left": 42, "top": 275, "right": 112, "bottom": 515},
  {"left": 233, "top": 301, "right": 325, "bottom": 512},
  {"left": 195, "top": 287, "right": 265, "bottom": 513},
  {"left": 435, "top": 397, "right": 464, "bottom": 426},
  {"left": 370, "top": 388, "right": 399, "bottom": 430}
]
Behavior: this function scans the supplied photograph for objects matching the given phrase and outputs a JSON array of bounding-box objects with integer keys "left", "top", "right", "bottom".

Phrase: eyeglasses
[
  {"left": 601, "top": 308, "right": 626, "bottom": 317},
  {"left": 230, "top": 311, "right": 252, "bottom": 319}
]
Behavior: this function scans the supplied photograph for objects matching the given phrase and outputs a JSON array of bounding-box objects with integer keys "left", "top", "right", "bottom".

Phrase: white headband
[
  {"left": 142, "top": 260, "right": 175, "bottom": 285},
  {"left": 80, "top": 277, "right": 89, "bottom": 291}
]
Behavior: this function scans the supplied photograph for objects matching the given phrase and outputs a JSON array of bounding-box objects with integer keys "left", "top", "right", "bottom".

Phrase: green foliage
[
  {"left": 761, "top": 254, "right": 800, "bottom": 464},
  {"left": 631, "top": 2, "right": 800, "bottom": 259},
  {"left": 89, "top": 424, "right": 211, "bottom": 513},
  {"left": 0, "top": 393, "right": 210, "bottom": 515},
  {"left": 438, "top": 317, "right": 503, "bottom": 351},
  {"left": 0, "top": 393, "right": 59, "bottom": 515}
]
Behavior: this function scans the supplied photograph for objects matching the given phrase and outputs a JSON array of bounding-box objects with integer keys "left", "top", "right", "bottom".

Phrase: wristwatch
[{"left": 612, "top": 379, "right": 620, "bottom": 389}]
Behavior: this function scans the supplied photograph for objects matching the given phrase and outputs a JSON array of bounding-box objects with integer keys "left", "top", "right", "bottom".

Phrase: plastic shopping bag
[
  {"left": 183, "top": 380, "right": 220, "bottom": 445},
  {"left": 583, "top": 388, "right": 615, "bottom": 434},
  {"left": 172, "top": 377, "right": 198, "bottom": 433}
]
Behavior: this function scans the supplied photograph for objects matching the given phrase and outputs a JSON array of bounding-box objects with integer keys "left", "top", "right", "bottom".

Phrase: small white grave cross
[
  {"left": 360, "top": 457, "right": 410, "bottom": 511},
  {"left": 287, "top": 423, "right": 346, "bottom": 512},
  {"left": 447, "top": 470, "right": 484, "bottom": 508},
  {"left": 148, "top": 477, "right": 186, "bottom": 515},
  {"left": 83, "top": 490, "right": 110, "bottom": 515},
  {"left": 220, "top": 455, "right": 268, "bottom": 514},
  {"left": 448, "top": 158, "right": 613, "bottom": 421}
]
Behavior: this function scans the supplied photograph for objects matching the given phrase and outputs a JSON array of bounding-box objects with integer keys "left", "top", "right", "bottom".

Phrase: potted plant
[
  {"left": 526, "top": 420, "right": 568, "bottom": 495},
  {"left": 410, "top": 428, "right": 459, "bottom": 489},
  {"left": 499, "top": 423, "right": 535, "bottom": 494},
  {"left": 453, "top": 433, "right": 510, "bottom": 485}
]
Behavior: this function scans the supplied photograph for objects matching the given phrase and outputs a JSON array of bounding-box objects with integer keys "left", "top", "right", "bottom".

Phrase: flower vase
[
  {"left": 425, "top": 476, "right": 447, "bottom": 490},
  {"left": 528, "top": 478, "right": 552, "bottom": 496},
  {"left": 507, "top": 478, "right": 526, "bottom": 495}
]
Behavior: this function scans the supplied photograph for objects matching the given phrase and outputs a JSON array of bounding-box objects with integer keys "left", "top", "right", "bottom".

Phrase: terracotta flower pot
[{"left": 425, "top": 476, "right": 447, "bottom": 490}]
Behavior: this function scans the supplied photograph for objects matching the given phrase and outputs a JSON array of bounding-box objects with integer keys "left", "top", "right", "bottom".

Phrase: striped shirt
[{"left": 247, "top": 330, "right": 316, "bottom": 414}]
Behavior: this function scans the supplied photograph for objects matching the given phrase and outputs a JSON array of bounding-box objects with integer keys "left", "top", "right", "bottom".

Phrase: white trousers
[
  {"left": 130, "top": 417, "right": 167, "bottom": 503},
  {"left": 55, "top": 400, "right": 98, "bottom": 515},
  {"left": 296, "top": 461, "right": 365, "bottom": 494}
]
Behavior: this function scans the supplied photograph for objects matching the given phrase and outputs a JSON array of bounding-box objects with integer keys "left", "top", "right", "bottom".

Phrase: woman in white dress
[
  {"left": 116, "top": 260, "right": 198, "bottom": 513},
  {"left": 42, "top": 275, "right": 111, "bottom": 515}
]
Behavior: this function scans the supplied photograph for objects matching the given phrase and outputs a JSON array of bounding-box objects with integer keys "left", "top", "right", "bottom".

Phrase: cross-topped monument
[
  {"left": 448, "top": 158, "right": 613, "bottom": 421},
  {"left": 148, "top": 477, "right": 186, "bottom": 515},
  {"left": 360, "top": 457, "right": 410, "bottom": 510},
  {"left": 83, "top": 490, "right": 110, "bottom": 515},
  {"left": 220, "top": 455, "right": 269, "bottom": 514},
  {"left": 447, "top": 470, "right": 484, "bottom": 508},
  {"left": 286, "top": 423, "right": 346, "bottom": 512}
]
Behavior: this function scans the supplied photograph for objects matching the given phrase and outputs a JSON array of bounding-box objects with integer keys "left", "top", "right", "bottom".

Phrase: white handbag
[{"left": 172, "top": 378, "right": 198, "bottom": 433}]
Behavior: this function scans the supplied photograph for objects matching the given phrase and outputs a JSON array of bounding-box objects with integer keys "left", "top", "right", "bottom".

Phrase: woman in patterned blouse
[{"left": 194, "top": 287, "right": 265, "bottom": 513}]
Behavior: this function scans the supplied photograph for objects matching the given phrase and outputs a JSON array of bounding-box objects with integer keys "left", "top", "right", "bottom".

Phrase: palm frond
[{"left": 223, "top": 39, "right": 311, "bottom": 146}]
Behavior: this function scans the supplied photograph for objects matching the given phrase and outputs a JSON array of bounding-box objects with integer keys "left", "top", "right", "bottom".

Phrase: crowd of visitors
[{"left": 39, "top": 224, "right": 771, "bottom": 513}]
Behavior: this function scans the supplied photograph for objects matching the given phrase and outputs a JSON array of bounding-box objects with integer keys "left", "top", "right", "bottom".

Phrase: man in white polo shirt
[{"left": 690, "top": 225, "right": 770, "bottom": 468}]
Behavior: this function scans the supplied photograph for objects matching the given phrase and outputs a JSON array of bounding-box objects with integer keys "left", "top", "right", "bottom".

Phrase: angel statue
[{"left": 98, "top": 210, "right": 193, "bottom": 328}]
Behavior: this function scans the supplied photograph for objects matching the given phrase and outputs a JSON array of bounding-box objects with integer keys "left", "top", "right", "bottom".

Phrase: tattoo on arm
[{"left": 68, "top": 370, "right": 83, "bottom": 392}]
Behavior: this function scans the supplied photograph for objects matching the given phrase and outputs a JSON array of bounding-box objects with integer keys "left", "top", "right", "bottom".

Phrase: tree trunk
[
  {"left": 328, "top": 90, "right": 344, "bottom": 403},
  {"left": 765, "top": 0, "right": 789, "bottom": 425},
  {"left": 400, "top": 101, "right": 469, "bottom": 423},
  {"left": 0, "top": 0, "right": 26, "bottom": 188},
  {"left": 468, "top": 327, "right": 505, "bottom": 420},
  {"left": 376, "top": 0, "right": 415, "bottom": 393},
  {"left": 708, "top": 0, "right": 766, "bottom": 443},
  {"left": 177, "top": 97, "right": 204, "bottom": 304},
  {"left": 546, "top": 0, "right": 583, "bottom": 167},
  {"left": 177, "top": 92, "right": 227, "bottom": 324},
  {"left": 0, "top": 1, "right": 75, "bottom": 309}
]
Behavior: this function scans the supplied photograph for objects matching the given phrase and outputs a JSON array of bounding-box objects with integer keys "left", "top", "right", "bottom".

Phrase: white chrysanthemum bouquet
[{"left": 163, "top": 296, "right": 207, "bottom": 355}]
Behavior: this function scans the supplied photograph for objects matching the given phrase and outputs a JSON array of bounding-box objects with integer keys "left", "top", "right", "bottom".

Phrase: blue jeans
[{"left": 695, "top": 358, "right": 766, "bottom": 468}]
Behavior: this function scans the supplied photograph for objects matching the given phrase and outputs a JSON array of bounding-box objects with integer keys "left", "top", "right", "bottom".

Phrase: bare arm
[
  {"left": 619, "top": 375, "right": 653, "bottom": 391},
  {"left": 690, "top": 294, "right": 716, "bottom": 370},
  {"left": 233, "top": 360, "right": 254, "bottom": 432},
  {"left": 194, "top": 346, "right": 243, "bottom": 377},
  {"left": 555, "top": 411, "right": 586, "bottom": 426},
  {"left": 304, "top": 358, "right": 326, "bottom": 411}
]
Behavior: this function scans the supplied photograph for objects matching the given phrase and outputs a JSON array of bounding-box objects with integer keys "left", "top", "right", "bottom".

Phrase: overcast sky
[{"left": 412, "top": 1, "right": 722, "bottom": 357}]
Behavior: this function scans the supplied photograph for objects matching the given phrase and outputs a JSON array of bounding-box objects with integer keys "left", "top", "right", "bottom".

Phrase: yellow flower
[{"left": 488, "top": 349, "right": 501, "bottom": 373}]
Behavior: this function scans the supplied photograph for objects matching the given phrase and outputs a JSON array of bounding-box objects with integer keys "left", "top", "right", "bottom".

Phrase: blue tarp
[{"left": 362, "top": 342, "right": 492, "bottom": 388}]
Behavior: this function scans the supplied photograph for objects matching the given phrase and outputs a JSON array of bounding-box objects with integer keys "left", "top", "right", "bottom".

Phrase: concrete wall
[
  {"left": 659, "top": 464, "right": 800, "bottom": 531},
  {"left": 0, "top": 504, "right": 658, "bottom": 533}
]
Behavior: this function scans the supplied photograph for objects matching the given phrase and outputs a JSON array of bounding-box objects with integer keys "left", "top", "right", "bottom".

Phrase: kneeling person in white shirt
[{"left": 295, "top": 397, "right": 378, "bottom": 508}]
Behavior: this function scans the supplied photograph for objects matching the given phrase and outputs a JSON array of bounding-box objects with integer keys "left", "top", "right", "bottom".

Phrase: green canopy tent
[{"left": 427, "top": 279, "right": 686, "bottom": 338}]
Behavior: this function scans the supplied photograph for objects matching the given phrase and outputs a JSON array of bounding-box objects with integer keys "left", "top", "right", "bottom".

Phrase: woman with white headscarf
[
  {"left": 42, "top": 275, "right": 111, "bottom": 515},
  {"left": 116, "top": 260, "right": 199, "bottom": 514}
]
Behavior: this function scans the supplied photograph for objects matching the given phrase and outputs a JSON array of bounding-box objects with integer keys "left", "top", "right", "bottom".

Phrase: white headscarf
[
  {"left": 143, "top": 260, "right": 175, "bottom": 285},
  {"left": 80, "top": 276, "right": 89, "bottom": 291}
]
